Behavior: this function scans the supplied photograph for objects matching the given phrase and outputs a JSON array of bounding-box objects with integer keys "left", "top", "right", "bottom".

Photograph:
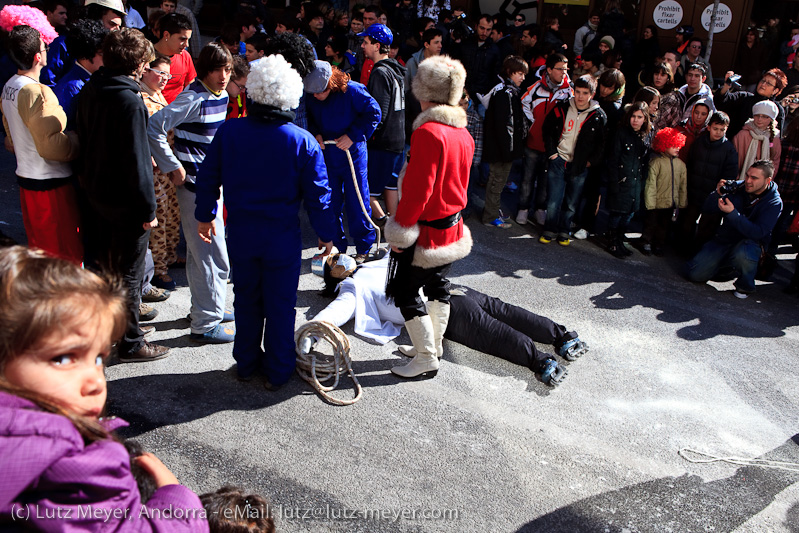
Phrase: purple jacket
[{"left": 0, "top": 391, "right": 209, "bottom": 532}]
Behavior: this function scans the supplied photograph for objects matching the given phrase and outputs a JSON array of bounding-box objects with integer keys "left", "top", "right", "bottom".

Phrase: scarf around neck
[{"left": 739, "top": 118, "right": 772, "bottom": 180}]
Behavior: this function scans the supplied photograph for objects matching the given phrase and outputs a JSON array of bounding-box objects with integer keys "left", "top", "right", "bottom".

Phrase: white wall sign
[
  {"left": 653, "top": 0, "right": 683, "bottom": 30},
  {"left": 701, "top": 3, "right": 733, "bottom": 33}
]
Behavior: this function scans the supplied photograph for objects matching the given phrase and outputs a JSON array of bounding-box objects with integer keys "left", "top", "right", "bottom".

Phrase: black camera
[
  {"left": 719, "top": 180, "right": 743, "bottom": 196},
  {"left": 448, "top": 13, "right": 473, "bottom": 42},
  {"left": 726, "top": 74, "right": 742, "bottom": 90}
]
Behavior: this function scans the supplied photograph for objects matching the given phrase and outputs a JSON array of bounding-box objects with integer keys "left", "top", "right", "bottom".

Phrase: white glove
[{"left": 299, "top": 336, "right": 313, "bottom": 355}]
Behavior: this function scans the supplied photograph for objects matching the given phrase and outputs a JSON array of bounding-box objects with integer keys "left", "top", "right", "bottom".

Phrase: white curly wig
[{"left": 247, "top": 54, "right": 303, "bottom": 111}]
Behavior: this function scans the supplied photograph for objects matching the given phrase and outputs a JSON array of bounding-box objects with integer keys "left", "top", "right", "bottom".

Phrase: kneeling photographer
[{"left": 685, "top": 160, "right": 783, "bottom": 299}]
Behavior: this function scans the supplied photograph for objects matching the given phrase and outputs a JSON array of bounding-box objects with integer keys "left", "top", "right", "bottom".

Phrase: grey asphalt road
[{"left": 1, "top": 147, "right": 798, "bottom": 533}]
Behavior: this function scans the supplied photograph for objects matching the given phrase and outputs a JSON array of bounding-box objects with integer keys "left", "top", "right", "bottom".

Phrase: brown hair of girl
[
  {"left": 327, "top": 66, "right": 350, "bottom": 93},
  {"left": 0, "top": 246, "right": 127, "bottom": 442}
]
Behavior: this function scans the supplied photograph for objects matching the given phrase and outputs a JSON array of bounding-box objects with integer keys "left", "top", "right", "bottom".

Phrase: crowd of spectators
[{"left": 1, "top": 0, "right": 798, "bottom": 352}]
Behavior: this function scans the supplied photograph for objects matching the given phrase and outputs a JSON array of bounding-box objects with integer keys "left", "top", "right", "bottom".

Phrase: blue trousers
[
  {"left": 324, "top": 142, "right": 375, "bottom": 254},
  {"left": 228, "top": 243, "right": 301, "bottom": 385},
  {"left": 545, "top": 156, "right": 588, "bottom": 235},
  {"left": 686, "top": 239, "right": 762, "bottom": 293}
]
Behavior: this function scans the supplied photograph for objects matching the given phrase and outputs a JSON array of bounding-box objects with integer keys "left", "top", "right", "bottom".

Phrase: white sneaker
[
  {"left": 574, "top": 228, "right": 589, "bottom": 240},
  {"left": 533, "top": 209, "right": 546, "bottom": 226},
  {"left": 516, "top": 209, "right": 529, "bottom": 225},
  {"left": 733, "top": 290, "right": 749, "bottom": 299}
]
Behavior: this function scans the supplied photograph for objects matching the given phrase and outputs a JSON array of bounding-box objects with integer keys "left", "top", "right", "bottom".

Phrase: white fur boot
[
  {"left": 398, "top": 301, "right": 450, "bottom": 359},
  {"left": 391, "top": 315, "right": 439, "bottom": 378}
]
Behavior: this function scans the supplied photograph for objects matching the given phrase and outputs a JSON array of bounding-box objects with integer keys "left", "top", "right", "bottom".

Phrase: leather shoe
[{"left": 118, "top": 341, "right": 170, "bottom": 363}]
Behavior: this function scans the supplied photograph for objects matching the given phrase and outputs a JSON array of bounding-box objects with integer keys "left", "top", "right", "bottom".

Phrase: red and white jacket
[
  {"left": 385, "top": 104, "right": 474, "bottom": 269},
  {"left": 520, "top": 67, "right": 573, "bottom": 152}
]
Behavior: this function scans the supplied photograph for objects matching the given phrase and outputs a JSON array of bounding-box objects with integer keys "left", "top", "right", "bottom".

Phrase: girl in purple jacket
[{"left": 0, "top": 246, "right": 208, "bottom": 532}]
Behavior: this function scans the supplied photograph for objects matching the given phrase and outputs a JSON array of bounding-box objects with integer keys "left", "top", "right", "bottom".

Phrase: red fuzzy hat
[{"left": 652, "top": 127, "right": 686, "bottom": 153}]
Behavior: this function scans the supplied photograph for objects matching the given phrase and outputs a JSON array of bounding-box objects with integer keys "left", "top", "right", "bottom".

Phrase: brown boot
[{"left": 118, "top": 341, "right": 170, "bottom": 363}]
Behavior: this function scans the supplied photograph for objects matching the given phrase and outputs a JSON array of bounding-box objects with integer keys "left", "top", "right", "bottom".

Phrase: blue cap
[
  {"left": 358, "top": 24, "right": 393, "bottom": 46},
  {"left": 303, "top": 60, "right": 332, "bottom": 94}
]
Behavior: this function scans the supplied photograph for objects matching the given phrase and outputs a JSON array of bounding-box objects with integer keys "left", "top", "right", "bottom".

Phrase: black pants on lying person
[{"left": 446, "top": 286, "right": 580, "bottom": 372}]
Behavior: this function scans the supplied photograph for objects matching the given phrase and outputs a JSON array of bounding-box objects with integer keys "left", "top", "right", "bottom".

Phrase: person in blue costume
[
  {"left": 41, "top": 0, "right": 125, "bottom": 87},
  {"left": 53, "top": 19, "right": 108, "bottom": 130},
  {"left": 195, "top": 54, "right": 336, "bottom": 389},
  {"left": 304, "top": 59, "right": 381, "bottom": 263}
]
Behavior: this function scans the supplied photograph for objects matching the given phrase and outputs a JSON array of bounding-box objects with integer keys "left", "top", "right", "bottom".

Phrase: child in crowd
[
  {"left": 605, "top": 101, "right": 652, "bottom": 258},
  {"left": 574, "top": 68, "right": 624, "bottom": 239},
  {"left": 139, "top": 55, "right": 180, "bottom": 291},
  {"left": 540, "top": 74, "right": 607, "bottom": 245},
  {"left": 482, "top": 56, "right": 529, "bottom": 228},
  {"left": 733, "top": 100, "right": 781, "bottom": 179},
  {"left": 0, "top": 246, "right": 208, "bottom": 531},
  {"left": 633, "top": 86, "right": 660, "bottom": 133},
  {"left": 682, "top": 110, "right": 739, "bottom": 253},
  {"left": 676, "top": 98, "right": 710, "bottom": 161},
  {"left": 201, "top": 486, "right": 275, "bottom": 533},
  {"left": 643, "top": 127, "right": 687, "bottom": 256},
  {"left": 460, "top": 89, "right": 483, "bottom": 218}
]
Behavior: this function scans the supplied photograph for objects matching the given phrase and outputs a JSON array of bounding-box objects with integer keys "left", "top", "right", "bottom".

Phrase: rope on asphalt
[
  {"left": 294, "top": 320, "right": 362, "bottom": 406},
  {"left": 322, "top": 140, "right": 382, "bottom": 255},
  {"left": 678, "top": 448, "right": 799, "bottom": 473}
]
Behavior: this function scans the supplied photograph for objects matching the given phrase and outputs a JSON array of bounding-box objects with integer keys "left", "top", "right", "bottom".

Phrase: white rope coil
[
  {"left": 294, "top": 320, "right": 362, "bottom": 406},
  {"left": 678, "top": 448, "right": 799, "bottom": 473},
  {"left": 322, "top": 140, "right": 382, "bottom": 254}
]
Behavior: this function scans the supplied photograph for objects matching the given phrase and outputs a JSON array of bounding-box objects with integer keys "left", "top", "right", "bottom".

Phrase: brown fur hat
[{"left": 411, "top": 55, "right": 467, "bottom": 107}]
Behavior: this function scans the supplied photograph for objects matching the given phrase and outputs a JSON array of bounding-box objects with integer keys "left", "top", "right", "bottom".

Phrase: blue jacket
[
  {"left": 194, "top": 104, "right": 336, "bottom": 251},
  {"left": 305, "top": 81, "right": 380, "bottom": 143},
  {"left": 53, "top": 63, "right": 91, "bottom": 131},
  {"left": 702, "top": 181, "right": 783, "bottom": 247},
  {"left": 40, "top": 35, "right": 71, "bottom": 87}
]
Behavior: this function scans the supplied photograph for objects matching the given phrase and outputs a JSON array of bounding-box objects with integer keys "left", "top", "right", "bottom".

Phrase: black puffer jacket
[
  {"left": 606, "top": 125, "right": 650, "bottom": 213},
  {"left": 685, "top": 131, "right": 739, "bottom": 206},
  {"left": 367, "top": 58, "right": 406, "bottom": 153},
  {"left": 482, "top": 80, "right": 527, "bottom": 163}
]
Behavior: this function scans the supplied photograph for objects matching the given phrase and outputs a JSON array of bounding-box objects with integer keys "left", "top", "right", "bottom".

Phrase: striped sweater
[{"left": 148, "top": 80, "right": 228, "bottom": 184}]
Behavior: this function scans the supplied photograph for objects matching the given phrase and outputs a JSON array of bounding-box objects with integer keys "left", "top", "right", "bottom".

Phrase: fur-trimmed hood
[{"left": 412, "top": 104, "right": 467, "bottom": 131}]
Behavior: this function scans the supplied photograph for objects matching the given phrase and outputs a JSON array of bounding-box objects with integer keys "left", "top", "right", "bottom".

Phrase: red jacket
[
  {"left": 520, "top": 69, "right": 573, "bottom": 152},
  {"left": 385, "top": 105, "right": 474, "bottom": 268}
]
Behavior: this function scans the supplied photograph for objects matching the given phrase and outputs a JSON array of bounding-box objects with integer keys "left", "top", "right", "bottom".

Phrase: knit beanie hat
[
  {"left": 412, "top": 55, "right": 467, "bottom": 106},
  {"left": 599, "top": 35, "right": 615, "bottom": 49},
  {"left": 247, "top": 54, "right": 303, "bottom": 111},
  {"left": 752, "top": 100, "right": 778, "bottom": 120}
]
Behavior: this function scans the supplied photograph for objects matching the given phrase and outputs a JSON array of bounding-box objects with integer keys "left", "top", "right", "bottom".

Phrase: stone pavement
[{"left": 1, "top": 151, "right": 798, "bottom": 532}]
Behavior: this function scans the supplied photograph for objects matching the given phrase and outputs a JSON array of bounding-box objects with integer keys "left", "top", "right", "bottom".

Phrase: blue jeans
[
  {"left": 518, "top": 147, "right": 547, "bottom": 211},
  {"left": 686, "top": 239, "right": 762, "bottom": 293},
  {"left": 545, "top": 156, "right": 588, "bottom": 235}
]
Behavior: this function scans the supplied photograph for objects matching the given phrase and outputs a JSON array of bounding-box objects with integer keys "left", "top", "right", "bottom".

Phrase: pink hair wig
[{"left": 0, "top": 5, "right": 58, "bottom": 44}]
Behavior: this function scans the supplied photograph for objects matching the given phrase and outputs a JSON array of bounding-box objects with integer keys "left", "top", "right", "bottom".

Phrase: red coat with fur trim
[{"left": 385, "top": 105, "right": 474, "bottom": 268}]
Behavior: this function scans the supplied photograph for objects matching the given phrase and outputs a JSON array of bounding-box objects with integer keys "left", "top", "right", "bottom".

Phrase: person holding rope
[
  {"left": 305, "top": 60, "right": 382, "bottom": 264},
  {"left": 195, "top": 54, "right": 336, "bottom": 388},
  {"left": 384, "top": 55, "right": 474, "bottom": 380}
]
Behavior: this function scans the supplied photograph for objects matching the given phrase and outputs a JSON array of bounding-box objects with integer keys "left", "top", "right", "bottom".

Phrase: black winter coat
[
  {"left": 367, "top": 58, "right": 406, "bottom": 153},
  {"left": 542, "top": 99, "right": 607, "bottom": 175},
  {"left": 453, "top": 36, "right": 501, "bottom": 96},
  {"left": 75, "top": 68, "right": 156, "bottom": 225},
  {"left": 606, "top": 125, "right": 650, "bottom": 213},
  {"left": 685, "top": 132, "right": 739, "bottom": 206},
  {"left": 482, "top": 81, "right": 527, "bottom": 163}
]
